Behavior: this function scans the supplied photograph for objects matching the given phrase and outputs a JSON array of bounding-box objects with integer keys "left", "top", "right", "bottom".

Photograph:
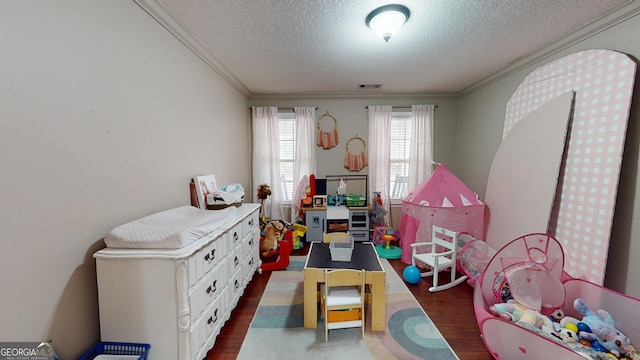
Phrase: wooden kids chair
[{"left": 320, "top": 268, "right": 365, "bottom": 342}]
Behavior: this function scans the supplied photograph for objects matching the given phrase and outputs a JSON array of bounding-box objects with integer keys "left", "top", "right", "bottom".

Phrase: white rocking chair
[{"left": 410, "top": 225, "right": 468, "bottom": 292}]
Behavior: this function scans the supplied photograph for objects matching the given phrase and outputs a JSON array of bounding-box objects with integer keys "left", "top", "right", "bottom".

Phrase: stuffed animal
[
  {"left": 257, "top": 184, "right": 272, "bottom": 201},
  {"left": 556, "top": 326, "right": 579, "bottom": 343},
  {"left": 549, "top": 308, "right": 566, "bottom": 323},
  {"left": 489, "top": 300, "right": 555, "bottom": 334},
  {"left": 260, "top": 220, "right": 286, "bottom": 258},
  {"left": 257, "top": 183, "right": 272, "bottom": 217},
  {"left": 561, "top": 298, "right": 633, "bottom": 357}
]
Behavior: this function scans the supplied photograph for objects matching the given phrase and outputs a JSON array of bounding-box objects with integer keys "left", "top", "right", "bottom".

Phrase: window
[
  {"left": 389, "top": 111, "right": 411, "bottom": 200},
  {"left": 279, "top": 111, "right": 295, "bottom": 201}
]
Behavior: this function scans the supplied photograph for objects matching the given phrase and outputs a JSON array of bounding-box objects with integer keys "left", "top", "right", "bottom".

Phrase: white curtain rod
[
  {"left": 365, "top": 105, "right": 438, "bottom": 109},
  {"left": 249, "top": 106, "right": 318, "bottom": 111}
]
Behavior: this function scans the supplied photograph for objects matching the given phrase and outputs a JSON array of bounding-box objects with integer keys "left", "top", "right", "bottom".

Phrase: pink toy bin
[{"left": 474, "top": 233, "right": 640, "bottom": 359}]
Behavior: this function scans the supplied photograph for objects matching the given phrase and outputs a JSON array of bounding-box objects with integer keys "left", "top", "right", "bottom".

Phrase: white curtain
[
  {"left": 367, "top": 105, "right": 393, "bottom": 225},
  {"left": 408, "top": 104, "right": 435, "bottom": 191},
  {"left": 292, "top": 107, "right": 317, "bottom": 222},
  {"left": 252, "top": 106, "right": 284, "bottom": 221}
]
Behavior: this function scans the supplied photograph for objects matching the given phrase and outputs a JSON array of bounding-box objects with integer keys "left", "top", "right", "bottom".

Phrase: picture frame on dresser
[{"left": 195, "top": 174, "right": 218, "bottom": 210}]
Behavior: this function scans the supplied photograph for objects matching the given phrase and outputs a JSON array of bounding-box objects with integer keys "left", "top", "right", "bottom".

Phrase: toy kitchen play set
[{"left": 304, "top": 175, "right": 370, "bottom": 243}]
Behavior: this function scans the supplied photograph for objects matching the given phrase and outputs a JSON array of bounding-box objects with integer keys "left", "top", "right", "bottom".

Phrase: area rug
[{"left": 237, "top": 256, "right": 459, "bottom": 360}]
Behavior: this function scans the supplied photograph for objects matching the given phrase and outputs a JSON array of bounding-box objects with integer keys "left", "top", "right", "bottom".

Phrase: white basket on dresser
[{"left": 94, "top": 203, "right": 261, "bottom": 360}]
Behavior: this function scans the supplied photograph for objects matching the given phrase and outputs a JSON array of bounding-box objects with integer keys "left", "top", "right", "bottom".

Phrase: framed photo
[
  {"left": 195, "top": 174, "right": 217, "bottom": 209},
  {"left": 313, "top": 195, "right": 327, "bottom": 208}
]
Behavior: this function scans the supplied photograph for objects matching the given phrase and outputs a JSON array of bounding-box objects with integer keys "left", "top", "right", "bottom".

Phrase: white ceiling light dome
[{"left": 366, "top": 4, "right": 410, "bottom": 42}]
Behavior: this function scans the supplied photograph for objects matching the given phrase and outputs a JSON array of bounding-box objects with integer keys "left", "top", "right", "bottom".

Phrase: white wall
[
  {"left": 0, "top": 1, "right": 250, "bottom": 358},
  {"left": 455, "top": 5, "right": 640, "bottom": 296}
]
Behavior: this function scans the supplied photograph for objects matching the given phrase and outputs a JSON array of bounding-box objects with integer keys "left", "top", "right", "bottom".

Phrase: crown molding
[
  {"left": 134, "top": 0, "right": 251, "bottom": 98},
  {"left": 249, "top": 92, "right": 458, "bottom": 102},
  {"left": 459, "top": 0, "right": 640, "bottom": 97}
]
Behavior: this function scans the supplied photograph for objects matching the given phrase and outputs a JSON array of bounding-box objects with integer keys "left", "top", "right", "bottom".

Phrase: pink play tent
[{"left": 399, "top": 164, "right": 486, "bottom": 264}]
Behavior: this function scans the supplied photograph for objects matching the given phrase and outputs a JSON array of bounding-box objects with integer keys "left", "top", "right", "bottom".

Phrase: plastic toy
[
  {"left": 292, "top": 223, "right": 307, "bottom": 250},
  {"left": 403, "top": 265, "right": 421, "bottom": 284},
  {"left": 373, "top": 226, "right": 401, "bottom": 259},
  {"left": 302, "top": 174, "right": 316, "bottom": 207},
  {"left": 260, "top": 227, "right": 293, "bottom": 272}
]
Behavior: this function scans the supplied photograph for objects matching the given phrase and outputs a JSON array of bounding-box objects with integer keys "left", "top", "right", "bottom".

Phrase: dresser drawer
[
  {"left": 242, "top": 250, "right": 259, "bottom": 284},
  {"left": 227, "top": 222, "right": 243, "bottom": 250},
  {"left": 242, "top": 232, "right": 258, "bottom": 259},
  {"left": 199, "top": 296, "right": 224, "bottom": 358},
  {"left": 243, "top": 210, "right": 259, "bottom": 236},
  {"left": 190, "top": 261, "right": 226, "bottom": 323},
  {"left": 226, "top": 267, "right": 243, "bottom": 311},
  {"left": 227, "top": 244, "right": 243, "bottom": 277},
  {"left": 196, "top": 235, "right": 224, "bottom": 281}
]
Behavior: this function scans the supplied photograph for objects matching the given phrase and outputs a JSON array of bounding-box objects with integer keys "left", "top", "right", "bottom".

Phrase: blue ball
[{"left": 403, "top": 266, "right": 421, "bottom": 284}]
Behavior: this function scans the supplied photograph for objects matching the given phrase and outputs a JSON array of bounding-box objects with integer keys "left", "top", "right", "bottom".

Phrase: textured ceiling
[{"left": 143, "top": 0, "right": 629, "bottom": 96}]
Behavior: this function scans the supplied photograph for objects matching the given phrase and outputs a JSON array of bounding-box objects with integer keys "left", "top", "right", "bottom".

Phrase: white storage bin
[{"left": 329, "top": 235, "right": 354, "bottom": 262}]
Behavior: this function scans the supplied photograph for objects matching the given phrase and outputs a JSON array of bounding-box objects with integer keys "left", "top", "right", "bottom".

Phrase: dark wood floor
[{"left": 205, "top": 243, "right": 494, "bottom": 359}]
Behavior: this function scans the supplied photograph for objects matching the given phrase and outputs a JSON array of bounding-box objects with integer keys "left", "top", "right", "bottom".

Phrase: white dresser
[{"left": 94, "top": 203, "right": 260, "bottom": 360}]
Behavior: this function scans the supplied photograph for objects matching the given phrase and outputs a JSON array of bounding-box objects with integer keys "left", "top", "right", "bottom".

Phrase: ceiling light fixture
[{"left": 366, "top": 4, "right": 410, "bottom": 42}]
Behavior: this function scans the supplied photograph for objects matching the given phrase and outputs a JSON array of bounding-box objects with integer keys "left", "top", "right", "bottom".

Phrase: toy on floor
[
  {"left": 260, "top": 220, "right": 287, "bottom": 258},
  {"left": 403, "top": 265, "right": 421, "bottom": 284},
  {"left": 292, "top": 223, "right": 307, "bottom": 250},
  {"left": 373, "top": 226, "right": 401, "bottom": 259},
  {"left": 260, "top": 220, "right": 293, "bottom": 272},
  {"left": 369, "top": 192, "right": 387, "bottom": 227},
  {"left": 370, "top": 193, "right": 401, "bottom": 259}
]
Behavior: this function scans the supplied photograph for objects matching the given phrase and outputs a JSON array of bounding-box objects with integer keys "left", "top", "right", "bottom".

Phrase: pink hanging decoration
[
  {"left": 344, "top": 136, "right": 367, "bottom": 172},
  {"left": 316, "top": 112, "right": 339, "bottom": 149}
]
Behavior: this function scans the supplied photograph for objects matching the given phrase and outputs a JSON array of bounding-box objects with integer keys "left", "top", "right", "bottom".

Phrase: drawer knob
[
  {"left": 249, "top": 219, "right": 254, "bottom": 226},
  {"left": 206, "top": 280, "right": 218, "bottom": 294},
  {"left": 233, "top": 232, "right": 239, "bottom": 242},
  {"left": 248, "top": 238, "right": 254, "bottom": 246},
  {"left": 234, "top": 256, "right": 239, "bottom": 266},
  {"left": 234, "top": 279, "right": 239, "bottom": 289},
  {"left": 204, "top": 248, "right": 216, "bottom": 262},
  {"left": 207, "top": 309, "right": 218, "bottom": 325}
]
